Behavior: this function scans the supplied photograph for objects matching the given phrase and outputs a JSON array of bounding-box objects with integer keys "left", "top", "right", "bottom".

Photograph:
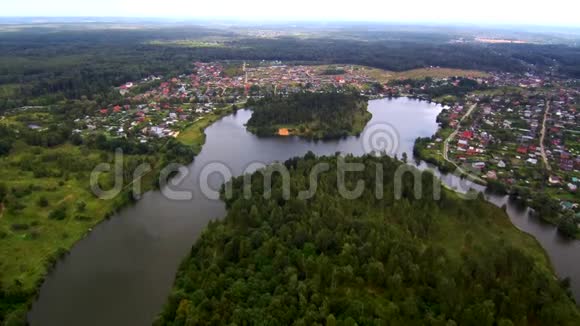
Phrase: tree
[
  {"left": 48, "top": 205, "right": 67, "bottom": 220},
  {"left": 0, "top": 183, "right": 7, "bottom": 202},
  {"left": 37, "top": 196, "right": 49, "bottom": 208},
  {"left": 76, "top": 200, "right": 87, "bottom": 212}
]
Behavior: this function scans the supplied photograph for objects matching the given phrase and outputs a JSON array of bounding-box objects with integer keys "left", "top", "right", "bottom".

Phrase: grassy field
[
  {"left": 0, "top": 85, "right": 18, "bottom": 99},
  {"left": 147, "top": 40, "right": 226, "bottom": 48},
  {"left": 0, "top": 106, "right": 233, "bottom": 289},
  {"left": 0, "top": 143, "right": 130, "bottom": 292},
  {"left": 177, "top": 109, "right": 233, "bottom": 153},
  {"left": 314, "top": 65, "right": 489, "bottom": 82},
  {"left": 0, "top": 106, "right": 232, "bottom": 322},
  {"left": 364, "top": 67, "right": 489, "bottom": 82}
]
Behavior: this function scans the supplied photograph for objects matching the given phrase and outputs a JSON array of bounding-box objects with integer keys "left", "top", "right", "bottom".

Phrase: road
[
  {"left": 441, "top": 103, "right": 487, "bottom": 184},
  {"left": 443, "top": 103, "right": 477, "bottom": 161},
  {"left": 540, "top": 101, "right": 552, "bottom": 171}
]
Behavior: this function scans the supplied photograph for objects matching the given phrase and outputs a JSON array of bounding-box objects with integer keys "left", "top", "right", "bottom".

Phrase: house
[
  {"left": 486, "top": 171, "right": 498, "bottom": 180},
  {"left": 548, "top": 175, "right": 561, "bottom": 185},
  {"left": 472, "top": 162, "right": 486, "bottom": 169},
  {"left": 461, "top": 131, "right": 474, "bottom": 139},
  {"left": 150, "top": 126, "right": 166, "bottom": 137},
  {"left": 526, "top": 158, "right": 538, "bottom": 165},
  {"left": 561, "top": 201, "right": 576, "bottom": 210},
  {"left": 568, "top": 183, "right": 578, "bottom": 192},
  {"left": 517, "top": 146, "right": 528, "bottom": 154},
  {"left": 560, "top": 159, "right": 574, "bottom": 171},
  {"left": 497, "top": 160, "right": 506, "bottom": 168}
]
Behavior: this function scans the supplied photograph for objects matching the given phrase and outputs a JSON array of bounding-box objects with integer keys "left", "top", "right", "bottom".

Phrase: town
[{"left": 413, "top": 73, "right": 579, "bottom": 234}]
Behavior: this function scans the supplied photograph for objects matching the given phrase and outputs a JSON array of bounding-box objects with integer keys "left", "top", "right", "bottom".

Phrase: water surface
[{"left": 29, "top": 98, "right": 580, "bottom": 325}]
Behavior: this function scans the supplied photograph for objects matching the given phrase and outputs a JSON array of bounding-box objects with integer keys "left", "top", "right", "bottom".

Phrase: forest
[
  {"left": 2, "top": 25, "right": 580, "bottom": 113},
  {"left": 246, "top": 92, "right": 370, "bottom": 139},
  {"left": 157, "top": 154, "right": 579, "bottom": 325}
]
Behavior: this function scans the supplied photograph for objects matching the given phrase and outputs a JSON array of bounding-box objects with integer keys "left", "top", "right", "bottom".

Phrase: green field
[
  {"left": 0, "top": 107, "right": 204, "bottom": 322},
  {"left": 148, "top": 40, "right": 226, "bottom": 48},
  {"left": 177, "top": 108, "right": 233, "bottom": 153},
  {"left": 0, "top": 142, "right": 142, "bottom": 291}
]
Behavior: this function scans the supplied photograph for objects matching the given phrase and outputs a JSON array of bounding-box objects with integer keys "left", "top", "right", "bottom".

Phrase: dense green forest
[
  {"left": 2, "top": 25, "right": 580, "bottom": 112},
  {"left": 157, "top": 154, "right": 579, "bottom": 325},
  {"left": 246, "top": 92, "right": 371, "bottom": 139}
]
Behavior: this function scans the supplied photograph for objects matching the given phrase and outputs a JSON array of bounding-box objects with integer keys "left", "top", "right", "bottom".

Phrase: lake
[{"left": 28, "top": 97, "right": 580, "bottom": 325}]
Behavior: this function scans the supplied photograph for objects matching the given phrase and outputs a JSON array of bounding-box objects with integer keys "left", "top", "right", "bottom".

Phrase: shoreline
[
  {"left": 23, "top": 97, "right": 580, "bottom": 324},
  {"left": 12, "top": 108, "right": 237, "bottom": 324}
]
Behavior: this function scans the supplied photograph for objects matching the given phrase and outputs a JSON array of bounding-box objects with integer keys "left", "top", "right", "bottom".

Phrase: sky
[{"left": 1, "top": 0, "right": 579, "bottom": 27}]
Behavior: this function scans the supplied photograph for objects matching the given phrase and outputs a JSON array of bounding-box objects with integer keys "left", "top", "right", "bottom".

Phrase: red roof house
[
  {"left": 517, "top": 146, "right": 528, "bottom": 154},
  {"left": 461, "top": 131, "right": 474, "bottom": 139}
]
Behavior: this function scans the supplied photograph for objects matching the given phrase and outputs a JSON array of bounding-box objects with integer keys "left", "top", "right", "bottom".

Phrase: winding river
[{"left": 29, "top": 97, "right": 580, "bottom": 325}]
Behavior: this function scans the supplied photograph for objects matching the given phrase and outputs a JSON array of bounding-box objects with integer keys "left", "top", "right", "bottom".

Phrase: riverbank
[
  {"left": 177, "top": 106, "right": 236, "bottom": 153},
  {"left": 413, "top": 101, "right": 579, "bottom": 239},
  {"left": 158, "top": 154, "right": 579, "bottom": 325},
  {"left": 0, "top": 142, "right": 150, "bottom": 323},
  {"left": 27, "top": 99, "right": 580, "bottom": 325},
  {"left": 0, "top": 107, "right": 233, "bottom": 324}
]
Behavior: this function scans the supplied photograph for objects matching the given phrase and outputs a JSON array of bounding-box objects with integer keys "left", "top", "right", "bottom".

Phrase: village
[
  {"left": 33, "top": 60, "right": 578, "bottom": 214},
  {"left": 69, "top": 62, "right": 389, "bottom": 146},
  {"left": 416, "top": 73, "right": 579, "bottom": 218}
]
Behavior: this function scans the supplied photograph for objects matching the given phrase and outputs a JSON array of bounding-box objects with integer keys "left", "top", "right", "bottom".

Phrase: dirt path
[
  {"left": 441, "top": 103, "right": 487, "bottom": 184},
  {"left": 540, "top": 101, "right": 552, "bottom": 171},
  {"left": 443, "top": 103, "right": 477, "bottom": 161},
  {"left": 57, "top": 194, "right": 74, "bottom": 206}
]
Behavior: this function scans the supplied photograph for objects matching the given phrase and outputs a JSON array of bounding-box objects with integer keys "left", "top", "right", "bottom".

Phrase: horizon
[
  {"left": 1, "top": 0, "right": 580, "bottom": 28},
  {"left": 1, "top": 17, "right": 580, "bottom": 32}
]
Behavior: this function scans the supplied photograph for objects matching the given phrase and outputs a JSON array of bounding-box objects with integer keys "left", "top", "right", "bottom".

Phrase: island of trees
[
  {"left": 246, "top": 92, "right": 371, "bottom": 139},
  {"left": 157, "top": 154, "right": 579, "bottom": 325}
]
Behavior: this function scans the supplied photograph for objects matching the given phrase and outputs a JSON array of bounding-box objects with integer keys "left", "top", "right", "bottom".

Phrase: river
[{"left": 28, "top": 97, "right": 580, "bottom": 325}]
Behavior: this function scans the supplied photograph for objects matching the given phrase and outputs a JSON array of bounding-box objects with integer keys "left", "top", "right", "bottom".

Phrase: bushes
[
  {"left": 10, "top": 224, "right": 29, "bottom": 232},
  {"left": 48, "top": 205, "right": 67, "bottom": 221},
  {"left": 0, "top": 183, "right": 7, "bottom": 203},
  {"left": 558, "top": 214, "right": 579, "bottom": 238},
  {"left": 37, "top": 196, "right": 49, "bottom": 208}
]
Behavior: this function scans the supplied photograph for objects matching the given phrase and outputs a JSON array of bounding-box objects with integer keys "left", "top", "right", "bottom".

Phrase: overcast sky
[{"left": 1, "top": 0, "right": 579, "bottom": 27}]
